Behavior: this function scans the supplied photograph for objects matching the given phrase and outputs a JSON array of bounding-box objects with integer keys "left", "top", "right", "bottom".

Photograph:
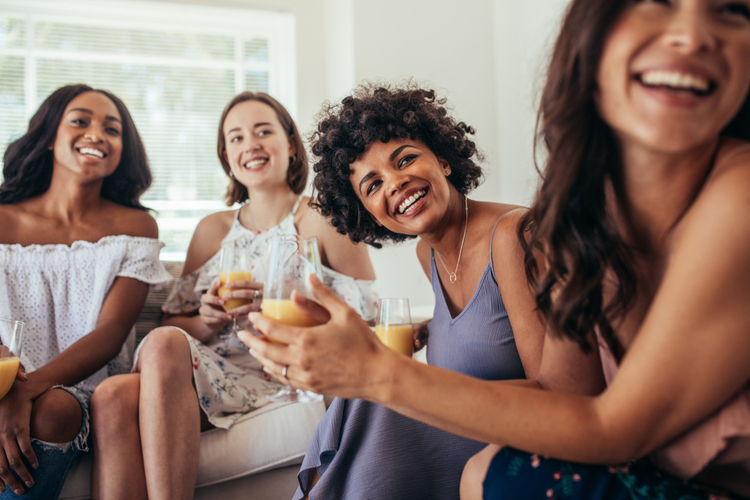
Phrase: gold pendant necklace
[{"left": 436, "top": 196, "right": 468, "bottom": 284}]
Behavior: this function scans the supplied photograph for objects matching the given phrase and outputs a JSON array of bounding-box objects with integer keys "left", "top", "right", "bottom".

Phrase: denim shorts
[{"left": 1, "top": 385, "right": 91, "bottom": 500}]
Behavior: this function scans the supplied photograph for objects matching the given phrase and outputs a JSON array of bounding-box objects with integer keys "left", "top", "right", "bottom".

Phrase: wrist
[
  {"left": 363, "top": 346, "right": 405, "bottom": 405},
  {"left": 16, "top": 372, "right": 52, "bottom": 400}
]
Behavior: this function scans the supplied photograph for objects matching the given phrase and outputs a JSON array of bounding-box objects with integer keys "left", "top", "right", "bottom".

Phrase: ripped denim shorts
[{"left": 1, "top": 385, "right": 91, "bottom": 500}]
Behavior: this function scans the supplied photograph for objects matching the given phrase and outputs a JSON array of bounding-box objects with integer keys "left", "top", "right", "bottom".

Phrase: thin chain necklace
[{"left": 436, "top": 196, "right": 468, "bottom": 284}]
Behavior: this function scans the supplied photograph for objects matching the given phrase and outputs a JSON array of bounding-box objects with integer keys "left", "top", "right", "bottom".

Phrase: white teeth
[
  {"left": 398, "top": 190, "right": 426, "bottom": 214},
  {"left": 243, "top": 159, "right": 267, "bottom": 169},
  {"left": 640, "top": 70, "right": 710, "bottom": 93},
  {"left": 79, "top": 147, "right": 104, "bottom": 158}
]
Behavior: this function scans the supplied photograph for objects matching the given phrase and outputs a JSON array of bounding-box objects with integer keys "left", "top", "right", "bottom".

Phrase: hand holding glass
[
  {"left": 375, "top": 299, "right": 414, "bottom": 357},
  {"left": 261, "top": 235, "right": 323, "bottom": 403},
  {"left": 0, "top": 318, "right": 24, "bottom": 400},
  {"left": 218, "top": 241, "right": 254, "bottom": 336}
]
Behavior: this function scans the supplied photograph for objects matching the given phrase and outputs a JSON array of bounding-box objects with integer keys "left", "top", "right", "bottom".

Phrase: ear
[
  {"left": 287, "top": 135, "right": 297, "bottom": 157},
  {"left": 439, "top": 158, "right": 451, "bottom": 176},
  {"left": 223, "top": 149, "right": 229, "bottom": 166},
  {"left": 368, "top": 211, "right": 383, "bottom": 227}
]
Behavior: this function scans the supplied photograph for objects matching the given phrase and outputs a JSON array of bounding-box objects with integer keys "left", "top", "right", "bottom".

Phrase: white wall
[
  {"left": 492, "top": 0, "right": 570, "bottom": 205},
  {"left": 138, "top": 0, "right": 571, "bottom": 318}
]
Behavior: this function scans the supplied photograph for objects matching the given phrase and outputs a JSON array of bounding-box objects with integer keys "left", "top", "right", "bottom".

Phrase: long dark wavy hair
[
  {"left": 217, "top": 92, "right": 308, "bottom": 206},
  {"left": 519, "top": 0, "right": 750, "bottom": 354},
  {"left": 0, "top": 84, "right": 151, "bottom": 209},
  {"left": 310, "top": 83, "right": 483, "bottom": 248}
]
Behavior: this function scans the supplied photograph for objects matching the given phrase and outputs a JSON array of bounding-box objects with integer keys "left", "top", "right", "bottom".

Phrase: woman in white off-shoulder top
[{"left": 0, "top": 84, "right": 170, "bottom": 500}]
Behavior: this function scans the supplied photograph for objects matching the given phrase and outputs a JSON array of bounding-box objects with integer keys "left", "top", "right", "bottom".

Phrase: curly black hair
[{"left": 310, "top": 83, "right": 484, "bottom": 248}]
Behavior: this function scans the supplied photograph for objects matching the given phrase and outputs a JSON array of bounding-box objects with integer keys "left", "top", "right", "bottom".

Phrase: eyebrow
[
  {"left": 66, "top": 108, "right": 122, "bottom": 123},
  {"left": 357, "top": 144, "right": 420, "bottom": 195},
  {"left": 226, "top": 122, "right": 273, "bottom": 135},
  {"left": 389, "top": 144, "right": 418, "bottom": 161},
  {"left": 358, "top": 172, "right": 376, "bottom": 195}
]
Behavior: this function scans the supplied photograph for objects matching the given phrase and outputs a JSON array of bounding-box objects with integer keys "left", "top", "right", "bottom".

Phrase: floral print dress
[{"left": 138, "top": 199, "right": 378, "bottom": 429}]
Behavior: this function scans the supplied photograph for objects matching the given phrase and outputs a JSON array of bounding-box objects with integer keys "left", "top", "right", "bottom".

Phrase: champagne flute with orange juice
[
  {"left": 262, "top": 235, "right": 324, "bottom": 403},
  {"left": 0, "top": 318, "right": 24, "bottom": 400},
  {"left": 218, "top": 240, "right": 254, "bottom": 337},
  {"left": 375, "top": 299, "right": 414, "bottom": 357}
]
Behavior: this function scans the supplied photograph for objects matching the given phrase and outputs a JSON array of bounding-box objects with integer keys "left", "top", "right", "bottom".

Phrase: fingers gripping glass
[
  {"left": 261, "top": 235, "right": 324, "bottom": 403},
  {"left": 0, "top": 318, "right": 24, "bottom": 400},
  {"left": 218, "top": 240, "right": 253, "bottom": 337}
]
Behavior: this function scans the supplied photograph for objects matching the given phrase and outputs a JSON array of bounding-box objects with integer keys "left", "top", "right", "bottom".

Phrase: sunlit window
[{"left": 0, "top": 0, "right": 296, "bottom": 260}]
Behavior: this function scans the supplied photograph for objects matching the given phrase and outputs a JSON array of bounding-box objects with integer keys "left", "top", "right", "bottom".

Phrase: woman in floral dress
[{"left": 91, "top": 92, "right": 377, "bottom": 500}]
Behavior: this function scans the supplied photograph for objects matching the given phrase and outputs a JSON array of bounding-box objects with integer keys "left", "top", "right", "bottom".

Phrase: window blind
[{"left": 0, "top": 0, "right": 296, "bottom": 260}]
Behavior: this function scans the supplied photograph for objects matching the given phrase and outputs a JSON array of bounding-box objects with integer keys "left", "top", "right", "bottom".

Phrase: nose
[
  {"left": 663, "top": 5, "right": 718, "bottom": 54},
  {"left": 83, "top": 126, "right": 103, "bottom": 143},
  {"left": 385, "top": 170, "right": 409, "bottom": 198},
  {"left": 245, "top": 135, "right": 262, "bottom": 152}
]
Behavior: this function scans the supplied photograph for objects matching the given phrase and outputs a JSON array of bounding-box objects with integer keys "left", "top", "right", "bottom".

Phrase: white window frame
[{"left": 0, "top": 0, "right": 297, "bottom": 260}]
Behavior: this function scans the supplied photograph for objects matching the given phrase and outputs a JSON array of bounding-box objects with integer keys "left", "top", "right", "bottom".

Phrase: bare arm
[
  {"left": 244, "top": 152, "right": 750, "bottom": 465},
  {"left": 161, "top": 211, "right": 233, "bottom": 343},
  {"left": 297, "top": 202, "right": 376, "bottom": 280}
]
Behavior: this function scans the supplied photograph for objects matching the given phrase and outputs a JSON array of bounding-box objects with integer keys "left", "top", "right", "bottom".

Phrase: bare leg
[
  {"left": 303, "top": 470, "right": 321, "bottom": 499},
  {"left": 30, "top": 388, "right": 83, "bottom": 443},
  {"left": 91, "top": 374, "right": 147, "bottom": 500},
  {"left": 460, "top": 444, "right": 503, "bottom": 500},
  {"left": 137, "top": 327, "right": 201, "bottom": 500}
]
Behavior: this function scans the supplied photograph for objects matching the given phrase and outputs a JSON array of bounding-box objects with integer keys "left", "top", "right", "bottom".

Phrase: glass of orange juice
[
  {"left": 375, "top": 299, "right": 414, "bottom": 357},
  {"left": 218, "top": 240, "right": 254, "bottom": 336},
  {"left": 262, "top": 235, "right": 323, "bottom": 403},
  {"left": 0, "top": 318, "right": 24, "bottom": 400}
]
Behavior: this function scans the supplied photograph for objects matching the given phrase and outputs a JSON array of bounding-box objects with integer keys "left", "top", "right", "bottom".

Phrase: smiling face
[
  {"left": 52, "top": 91, "right": 123, "bottom": 180},
  {"left": 222, "top": 99, "right": 296, "bottom": 191},
  {"left": 595, "top": 0, "right": 750, "bottom": 154},
  {"left": 349, "top": 138, "right": 454, "bottom": 236}
]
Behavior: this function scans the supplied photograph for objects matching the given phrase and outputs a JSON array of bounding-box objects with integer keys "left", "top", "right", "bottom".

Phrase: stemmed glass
[
  {"left": 218, "top": 240, "right": 253, "bottom": 337},
  {"left": 261, "top": 235, "right": 323, "bottom": 403},
  {"left": 0, "top": 318, "right": 24, "bottom": 400},
  {"left": 375, "top": 299, "right": 414, "bottom": 357}
]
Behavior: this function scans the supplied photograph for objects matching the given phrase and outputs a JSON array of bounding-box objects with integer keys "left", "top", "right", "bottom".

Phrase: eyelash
[
  {"left": 366, "top": 154, "right": 418, "bottom": 195},
  {"left": 721, "top": 2, "right": 750, "bottom": 19},
  {"left": 71, "top": 119, "right": 120, "bottom": 135}
]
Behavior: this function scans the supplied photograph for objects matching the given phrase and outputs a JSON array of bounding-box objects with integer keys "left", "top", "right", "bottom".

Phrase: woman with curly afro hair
[
  {"left": 241, "top": 83, "right": 549, "bottom": 499},
  {"left": 245, "top": 0, "right": 750, "bottom": 497}
]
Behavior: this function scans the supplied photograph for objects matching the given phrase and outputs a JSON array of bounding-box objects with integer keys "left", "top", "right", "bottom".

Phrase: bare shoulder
[
  {"left": 297, "top": 198, "right": 376, "bottom": 280},
  {"left": 0, "top": 204, "right": 23, "bottom": 244},
  {"left": 482, "top": 203, "right": 527, "bottom": 259},
  {"left": 182, "top": 210, "right": 235, "bottom": 276},
  {"left": 684, "top": 138, "right": 750, "bottom": 236},
  {"left": 107, "top": 204, "right": 159, "bottom": 239}
]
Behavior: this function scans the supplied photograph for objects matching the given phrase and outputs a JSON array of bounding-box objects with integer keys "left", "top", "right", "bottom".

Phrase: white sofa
[{"left": 59, "top": 262, "right": 325, "bottom": 500}]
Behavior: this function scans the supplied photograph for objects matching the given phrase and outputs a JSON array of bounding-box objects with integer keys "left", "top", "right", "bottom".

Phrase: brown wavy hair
[
  {"left": 217, "top": 92, "right": 307, "bottom": 205},
  {"left": 518, "top": 0, "right": 750, "bottom": 354}
]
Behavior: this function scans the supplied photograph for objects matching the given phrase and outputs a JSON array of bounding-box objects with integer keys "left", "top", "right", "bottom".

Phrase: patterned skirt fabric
[{"left": 484, "top": 447, "right": 744, "bottom": 500}]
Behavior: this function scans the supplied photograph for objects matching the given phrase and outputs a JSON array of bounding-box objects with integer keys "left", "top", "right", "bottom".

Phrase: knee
[
  {"left": 461, "top": 444, "right": 502, "bottom": 500},
  {"left": 91, "top": 375, "right": 139, "bottom": 432},
  {"left": 30, "top": 389, "right": 83, "bottom": 444},
  {"left": 138, "top": 327, "right": 191, "bottom": 375}
]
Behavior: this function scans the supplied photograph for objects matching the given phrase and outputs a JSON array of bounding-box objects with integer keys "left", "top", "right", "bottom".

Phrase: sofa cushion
[{"left": 59, "top": 399, "right": 325, "bottom": 498}]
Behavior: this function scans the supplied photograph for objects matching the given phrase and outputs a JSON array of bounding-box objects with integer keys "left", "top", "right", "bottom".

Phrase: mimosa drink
[
  {"left": 218, "top": 270, "right": 253, "bottom": 311},
  {"left": 261, "top": 299, "right": 319, "bottom": 327},
  {"left": 0, "top": 357, "right": 20, "bottom": 400},
  {"left": 375, "top": 324, "right": 414, "bottom": 357}
]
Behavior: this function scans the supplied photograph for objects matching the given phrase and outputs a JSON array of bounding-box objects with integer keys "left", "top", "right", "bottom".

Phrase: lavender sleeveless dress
[{"left": 294, "top": 219, "right": 526, "bottom": 500}]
